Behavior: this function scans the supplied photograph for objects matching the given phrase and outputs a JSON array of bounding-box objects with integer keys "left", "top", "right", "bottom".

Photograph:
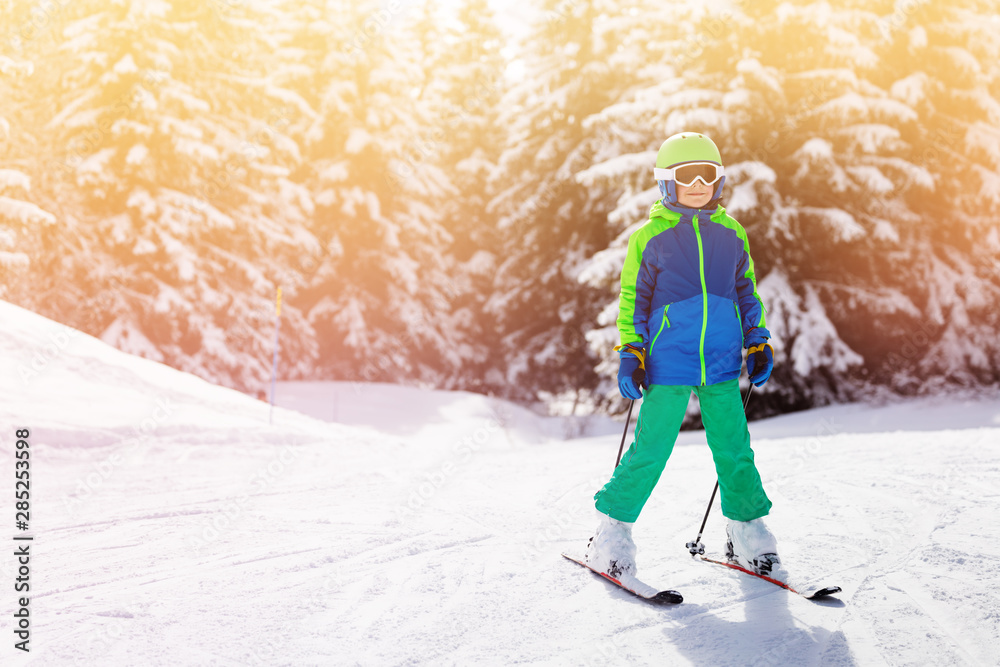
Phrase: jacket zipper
[
  {"left": 693, "top": 214, "right": 709, "bottom": 385},
  {"left": 648, "top": 305, "right": 671, "bottom": 355}
]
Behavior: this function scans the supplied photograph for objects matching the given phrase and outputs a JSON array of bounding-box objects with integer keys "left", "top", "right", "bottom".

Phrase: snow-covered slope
[{"left": 1, "top": 299, "right": 998, "bottom": 666}]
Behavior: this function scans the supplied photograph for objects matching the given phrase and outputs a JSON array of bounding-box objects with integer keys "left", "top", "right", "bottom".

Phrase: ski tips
[
  {"left": 562, "top": 553, "right": 683, "bottom": 605},
  {"left": 652, "top": 590, "right": 684, "bottom": 605},
  {"left": 805, "top": 586, "right": 843, "bottom": 599}
]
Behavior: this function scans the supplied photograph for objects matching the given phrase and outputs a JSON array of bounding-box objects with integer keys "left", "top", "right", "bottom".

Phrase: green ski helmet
[{"left": 654, "top": 132, "right": 725, "bottom": 206}]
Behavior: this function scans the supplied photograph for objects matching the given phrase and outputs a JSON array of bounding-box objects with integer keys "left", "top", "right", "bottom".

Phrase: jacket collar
[
  {"left": 663, "top": 199, "right": 720, "bottom": 217},
  {"left": 650, "top": 199, "right": 722, "bottom": 222}
]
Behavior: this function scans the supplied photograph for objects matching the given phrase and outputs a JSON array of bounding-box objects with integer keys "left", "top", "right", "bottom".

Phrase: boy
[{"left": 585, "top": 132, "right": 780, "bottom": 579}]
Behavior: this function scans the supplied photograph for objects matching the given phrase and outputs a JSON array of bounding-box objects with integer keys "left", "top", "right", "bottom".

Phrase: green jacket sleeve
[
  {"left": 617, "top": 230, "right": 654, "bottom": 347},
  {"left": 732, "top": 223, "right": 770, "bottom": 343}
]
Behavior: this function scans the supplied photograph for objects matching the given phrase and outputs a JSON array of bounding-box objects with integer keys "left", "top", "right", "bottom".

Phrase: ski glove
[
  {"left": 747, "top": 342, "right": 773, "bottom": 387},
  {"left": 614, "top": 343, "right": 647, "bottom": 400}
]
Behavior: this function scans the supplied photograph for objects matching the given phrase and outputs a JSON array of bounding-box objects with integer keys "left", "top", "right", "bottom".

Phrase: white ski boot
[
  {"left": 726, "top": 517, "right": 787, "bottom": 580},
  {"left": 585, "top": 512, "right": 637, "bottom": 579}
]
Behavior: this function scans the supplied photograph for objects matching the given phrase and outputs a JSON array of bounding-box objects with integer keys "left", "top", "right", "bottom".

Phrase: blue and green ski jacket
[{"left": 618, "top": 200, "right": 769, "bottom": 386}]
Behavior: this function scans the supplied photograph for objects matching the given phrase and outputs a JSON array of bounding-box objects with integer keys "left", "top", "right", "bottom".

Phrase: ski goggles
[{"left": 653, "top": 162, "right": 725, "bottom": 187}]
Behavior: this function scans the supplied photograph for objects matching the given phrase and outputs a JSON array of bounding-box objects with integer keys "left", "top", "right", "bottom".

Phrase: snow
[
  {"left": 577, "top": 245, "right": 627, "bottom": 288},
  {"left": 317, "top": 161, "right": 349, "bottom": 184},
  {"left": 173, "top": 137, "right": 220, "bottom": 164},
  {"left": 0, "top": 195, "right": 57, "bottom": 227},
  {"left": 725, "top": 182, "right": 758, "bottom": 218},
  {"left": 162, "top": 87, "right": 211, "bottom": 115},
  {"left": 2, "top": 300, "right": 999, "bottom": 664},
  {"left": 607, "top": 187, "right": 659, "bottom": 229},
  {"left": 836, "top": 124, "right": 901, "bottom": 154},
  {"left": 758, "top": 271, "right": 865, "bottom": 376},
  {"left": 797, "top": 137, "right": 834, "bottom": 161},
  {"left": 977, "top": 166, "right": 1000, "bottom": 206},
  {"left": 803, "top": 206, "right": 866, "bottom": 243},
  {"left": 345, "top": 127, "right": 373, "bottom": 155},
  {"left": 872, "top": 218, "right": 900, "bottom": 243},
  {"left": 941, "top": 46, "right": 983, "bottom": 80},
  {"left": 464, "top": 249, "right": 496, "bottom": 277},
  {"left": 890, "top": 72, "right": 928, "bottom": 108},
  {"left": 816, "top": 93, "right": 918, "bottom": 126},
  {"left": 575, "top": 151, "right": 656, "bottom": 188},
  {"left": 725, "top": 161, "right": 777, "bottom": 219},
  {"left": 846, "top": 165, "right": 894, "bottom": 195},
  {"left": 664, "top": 107, "right": 730, "bottom": 138},
  {"left": 125, "top": 144, "right": 149, "bottom": 166},
  {"left": 966, "top": 121, "right": 1000, "bottom": 168},
  {"left": 126, "top": 188, "right": 157, "bottom": 219},
  {"left": 825, "top": 26, "right": 879, "bottom": 70},
  {"left": 0, "top": 249, "right": 30, "bottom": 270},
  {"left": 908, "top": 25, "right": 928, "bottom": 50},
  {"left": 75, "top": 148, "right": 116, "bottom": 184},
  {"left": 0, "top": 169, "right": 32, "bottom": 193},
  {"left": 99, "top": 54, "right": 139, "bottom": 86},
  {"left": 97, "top": 316, "right": 166, "bottom": 364},
  {"left": 113, "top": 54, "right": 139, "bottom": 76},
  {"left": 0, "top": 55, "right": 33, "bottom": 77},
  {"left": 735, "top": 58, "right": 783, "bottom": 98}
]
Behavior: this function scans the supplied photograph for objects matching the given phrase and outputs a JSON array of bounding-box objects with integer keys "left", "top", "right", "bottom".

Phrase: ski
[
  {"left": 562, "top": 553, "right": 683, "bottom": 605},
  {"left": 696, "top": 554, "right": 841, "bottom": 600}
]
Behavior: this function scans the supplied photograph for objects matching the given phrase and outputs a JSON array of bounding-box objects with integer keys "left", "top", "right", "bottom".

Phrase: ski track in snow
[{"left": 1, "top": 299, "right": 999, "bottom": 666}]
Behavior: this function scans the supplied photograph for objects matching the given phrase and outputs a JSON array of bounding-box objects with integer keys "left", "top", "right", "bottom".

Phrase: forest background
[{"left": 2, "top": 0, "right": 998, "bottom": 419}]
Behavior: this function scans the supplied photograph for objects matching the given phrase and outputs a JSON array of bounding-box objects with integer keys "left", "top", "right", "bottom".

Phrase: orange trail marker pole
[{"left": 269, "top": 287, "right": 282, "bottom": 425}]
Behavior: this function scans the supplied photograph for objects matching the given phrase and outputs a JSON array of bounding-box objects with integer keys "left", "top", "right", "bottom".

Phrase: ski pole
[
  {"left": 614, "top": 363, "right": 647, "bottom": 469},
  {"left": 686, "top": 383, "right": 754, "bottom": 555},
  {"left": 614, "top": 399, "right": 635, "bottom": 469}
]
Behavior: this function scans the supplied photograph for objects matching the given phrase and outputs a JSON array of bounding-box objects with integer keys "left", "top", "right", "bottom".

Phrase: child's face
[{"left": 676, "top": 181, "right": 714, "bottom": 208}]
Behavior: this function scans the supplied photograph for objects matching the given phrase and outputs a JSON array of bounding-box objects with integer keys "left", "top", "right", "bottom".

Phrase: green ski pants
[{"left": 594, "top": 379, "right": 772, "bottom": 523}]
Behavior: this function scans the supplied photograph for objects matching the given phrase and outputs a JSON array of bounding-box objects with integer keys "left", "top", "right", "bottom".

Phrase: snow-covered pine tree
[
  {"left": 579, "top": 0, "right": 1000, "bottom": 414},
  {"left": 731, "top": 0, "right": 1000, "bottom": 399},
  {"left": 8, "top": 0, "right": 319, "bottom": 391},
  {"left": 428, "top": 0, "right": 505, "bottom": 255},
  {"left": 279, "top": 0, "right": 464, "bottom": 385},
  {"left": 0, "top": 52, "right": 56, "bottom": 290},
  {"left": 488, "top": 0, "right": 651, "bottom": 407},
  {"left": 419, "top": 0, "right": 508, "bottom": 393},
  {"left": 867, "top": 0, "right": 1000, "bottom": 390},
  {"left": 706, "top": 0, "right": 922, "bottom": 410}
]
